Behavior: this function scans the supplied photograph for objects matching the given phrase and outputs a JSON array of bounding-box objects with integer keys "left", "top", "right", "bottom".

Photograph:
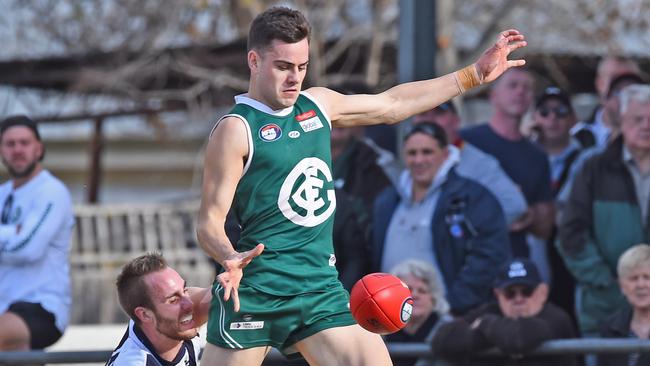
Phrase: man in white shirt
[{"left": 0, "top": 115, "right": 75, "bottom": 350}]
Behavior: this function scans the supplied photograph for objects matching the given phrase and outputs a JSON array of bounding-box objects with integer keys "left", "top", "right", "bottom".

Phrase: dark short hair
[
  {"left": 248, "top": 7, "right": 311, "bottom": 52},
  {"left": 1, "top": 115, "right": 41, "bottom": 142},
  {"left": 607, "top": 73, "right": 644, "bottom": 98},
  {"left": 0, "top": 115, "right": 45, "bottom": 161},
  {"left": 116, "top": 253, "right": 168, "bottom": 323},
  {"left": 403, "top": 122, "right": 448, "bottom": 148}
]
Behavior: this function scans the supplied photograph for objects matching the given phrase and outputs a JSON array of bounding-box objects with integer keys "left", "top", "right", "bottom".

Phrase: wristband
[{"left": 454, "top": 64, "right": 483, "bottom": 93}]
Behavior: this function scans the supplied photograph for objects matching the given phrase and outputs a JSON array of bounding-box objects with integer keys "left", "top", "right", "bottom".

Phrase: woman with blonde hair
[{"left": 599, "top": 243, "right": 650, "bottom": 366}]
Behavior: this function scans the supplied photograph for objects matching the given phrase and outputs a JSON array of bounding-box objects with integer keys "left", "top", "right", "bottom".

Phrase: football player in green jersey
[{"left": 197, "top": 6, "right": 527, "bottom": 366}]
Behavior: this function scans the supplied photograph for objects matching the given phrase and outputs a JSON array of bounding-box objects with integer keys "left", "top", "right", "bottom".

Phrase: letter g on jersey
[{"left": 278, "top": 157, "right": 337, "bottom": 227}]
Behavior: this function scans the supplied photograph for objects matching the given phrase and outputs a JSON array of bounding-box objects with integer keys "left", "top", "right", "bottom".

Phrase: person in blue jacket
[{"left": 372, "top": 122, "right": 511, "bottom": 315}]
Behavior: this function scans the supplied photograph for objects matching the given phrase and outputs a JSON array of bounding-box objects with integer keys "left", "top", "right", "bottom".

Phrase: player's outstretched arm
[
  {"left": 196, "top": 117, "right": 264, "bottom": 312},
  {"left": 309, "top": 29, "right": 526, "bottom": 128}
]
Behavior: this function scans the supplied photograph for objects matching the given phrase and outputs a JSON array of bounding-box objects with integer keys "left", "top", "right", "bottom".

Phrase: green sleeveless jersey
[{"left": 218, "top": 92, "right": 339, "bottom": 296}]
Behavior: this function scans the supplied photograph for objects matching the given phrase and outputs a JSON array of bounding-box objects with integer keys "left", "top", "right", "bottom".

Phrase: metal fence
[{"left": 2, "top": 339, "right": 650, "bottom": 365}]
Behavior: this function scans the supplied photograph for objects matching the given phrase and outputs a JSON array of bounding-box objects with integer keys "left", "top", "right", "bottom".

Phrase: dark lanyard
[{"left": 1, "top": 193, "right": 13, "bottom": 224}]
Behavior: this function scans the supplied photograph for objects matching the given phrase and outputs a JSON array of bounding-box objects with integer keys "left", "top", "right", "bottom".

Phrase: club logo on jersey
[
  {"left": 298, "top": 116, "right": 324, "bottom": 133},
  {"left": 278, "top": 157, "right": 336, "bottom": 227},
  {"left": 400, "top": 298, "right": 414, "bottom": 323},
  {"left": 295, "top": 110, "right": 316, "bottom": 121},
  {"left": 288, "top": 131, "right": 300, "bottom": 139},
  {"left": 259, "top": 123, "right": 282, "bottom": 142}
]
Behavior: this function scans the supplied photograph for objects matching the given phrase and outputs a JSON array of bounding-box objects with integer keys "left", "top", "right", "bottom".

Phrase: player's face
[
  {"left": 403, "top": 133, "right": 449, "bottom": 190},
  {"left": 145, "top": 268, "right": 199, "bottom": 341},
  {"left": 401, "top": 274, "right": 434, "bottom": 321},
  {"left": 534, "top": 99, "right": 575, "bottom": 142},
  {"left": 620, "top": 265, "right": 650, "bottom": 311},
  {"left": 490, "top": 69, "right": 534, "bottom": 119},
  {"left": 0, "top": 126, "right": 42, "bottom": 179},
  {"left": 621, "top": 100, "right": 650, "bottom": 152},
  {"left": 251, "top": 38, "right": 309, "bottom": 110}
]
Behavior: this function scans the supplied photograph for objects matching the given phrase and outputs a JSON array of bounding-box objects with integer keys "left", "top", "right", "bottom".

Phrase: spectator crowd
[{"left": 2, "top": 54, "right": 650, "bottom": 366}]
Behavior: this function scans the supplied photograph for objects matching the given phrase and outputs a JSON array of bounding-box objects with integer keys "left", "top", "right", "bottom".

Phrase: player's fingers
[
  {"left": 506, "top": 34, "right": 525, "bottom": 43},
  {"left": 232, "top": 288, "right": 240, "bottom": 312},
  {"left": 241, "top": 243, "right": 265, "bottom": 266},
  {"left": 500, "top": 29, "right": 521, "bottom": 38},
  {"left": 222, "top": 284, "right": 232, "bottom": 301},
  {"left": 508, "top": 59, "right": 527, "bottom": 67},
  {"left": 508, "top": 40, "right": 527, "bottom": 53}
]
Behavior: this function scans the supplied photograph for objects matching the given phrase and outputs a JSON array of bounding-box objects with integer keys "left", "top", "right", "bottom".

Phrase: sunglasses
[
  {"left": 538, "top": 105, "right": 570, "bottom": 118},
  {"left": 502, "top": 285, "right": 535, "bottom": 300}
]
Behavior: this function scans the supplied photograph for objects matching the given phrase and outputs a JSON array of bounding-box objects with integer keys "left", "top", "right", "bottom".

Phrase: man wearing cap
[
  {"left": 0, "top": 115, "right": 74, "bottom": 350},
  {"left": 432, "top": 258, "right": 578, "bottom": 366},
  {"left": 530, "top": 86, "right": 591, "bottom": 327},
  {"left": 415, "top": 102, "right": 527, "bottom": 226}
]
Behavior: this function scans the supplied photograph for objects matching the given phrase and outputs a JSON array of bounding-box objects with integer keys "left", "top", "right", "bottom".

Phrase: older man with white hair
[{"left": 558, "top": 84, "right": 650, "bottom": 336}]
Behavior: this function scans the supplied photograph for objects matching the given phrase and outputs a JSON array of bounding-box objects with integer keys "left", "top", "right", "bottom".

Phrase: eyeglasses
[
  {"left": 538, "top": 105, "right": 570, "bottom": 118},
  {"left": 503, "top": 285, "right": 535, "bottom": 300},
  {"left": 1, "top": 193, "right": 13, "bottom": 224}
]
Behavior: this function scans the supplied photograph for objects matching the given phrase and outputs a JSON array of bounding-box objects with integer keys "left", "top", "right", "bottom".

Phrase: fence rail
[{"left": 3, "top": 340, "right": 650, "bottom": 365}]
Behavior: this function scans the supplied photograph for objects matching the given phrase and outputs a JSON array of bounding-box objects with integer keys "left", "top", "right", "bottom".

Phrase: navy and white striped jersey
[{"left": 106, "top": 321, "right": 201, "bottom": 366}]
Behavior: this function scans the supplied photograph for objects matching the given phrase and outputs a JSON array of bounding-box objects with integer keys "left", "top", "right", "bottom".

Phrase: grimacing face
[
  {"left": 249, "top": 38, "right": 309, "bottom": 110},
  {"left": 142, "top": 268, "right": 199, "bottom": 341}
]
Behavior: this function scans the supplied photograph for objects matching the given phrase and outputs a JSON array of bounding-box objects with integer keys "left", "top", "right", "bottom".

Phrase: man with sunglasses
[
  {"left": 432, "top": 258, "right": 578, "bottom": 366},
  {"left": 530, "top": 86, "right": 589, "bottom": 330},
  {"left": 0, "top": 115, "right": 74, "bottom": 350}
]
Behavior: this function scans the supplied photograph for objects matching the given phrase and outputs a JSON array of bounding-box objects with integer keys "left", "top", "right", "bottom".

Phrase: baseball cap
[
  {"left": 494, "top": 258, "right": 542, "bottom": 289},
  {"left": 0, "top": 115, "right": 41, "bottom": 141},
  {"left": 535, "top": 86, "right": 573, "bottom": 111},
  {"left": 606, "top": 72, "right": 644, "bottom": 98}
]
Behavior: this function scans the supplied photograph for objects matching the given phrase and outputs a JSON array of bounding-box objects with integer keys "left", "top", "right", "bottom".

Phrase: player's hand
[
  {"left": 217, "top": 243, "right": 264, "bottom": 312},
  {"left": 476, "top": 29, "right": 527, "bottom": 83}
]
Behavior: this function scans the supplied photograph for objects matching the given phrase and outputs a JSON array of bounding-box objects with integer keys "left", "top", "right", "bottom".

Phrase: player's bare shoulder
[
  {"left": 304, "top": 87, "right": 343, "bottom": 121},
  {"left": 209, "top": 115, "right": 249, "bottom": 158}
]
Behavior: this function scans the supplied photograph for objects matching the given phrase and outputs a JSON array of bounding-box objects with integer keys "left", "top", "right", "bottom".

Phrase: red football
[{"left": 349, "top": 273, "right": 413, "bottom": 334}]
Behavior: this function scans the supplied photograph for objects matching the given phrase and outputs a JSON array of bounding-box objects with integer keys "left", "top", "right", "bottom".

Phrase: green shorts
[{"left": 206, "top": 281, "right": 355, "bottom": 356}]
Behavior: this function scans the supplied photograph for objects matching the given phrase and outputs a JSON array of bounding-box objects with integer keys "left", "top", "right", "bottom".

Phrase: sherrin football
[{"left": 349, "top": 273, "right": 413, "bottom": 334}]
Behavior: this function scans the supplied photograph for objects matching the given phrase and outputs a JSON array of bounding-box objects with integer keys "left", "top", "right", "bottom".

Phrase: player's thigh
[
  {"left": 294, "top": 324, "right": 392, "bottom": 366},
  {"left": 200, "top": 342, "right": 270, "bottom": 366},
  {"left": 0, "top": 312, "right": 30, "bottom": 350}
]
